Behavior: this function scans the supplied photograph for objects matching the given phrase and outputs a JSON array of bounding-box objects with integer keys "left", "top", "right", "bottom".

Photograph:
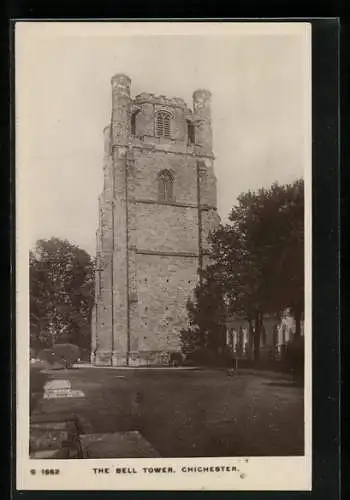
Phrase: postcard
[{"left": 15, "top": 20, "right": 312, "bottom": 491}]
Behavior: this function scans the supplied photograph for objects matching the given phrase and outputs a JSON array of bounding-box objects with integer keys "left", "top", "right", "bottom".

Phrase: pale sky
[{"left": 16, "top": 23, "right": 311, "bottom": 257}]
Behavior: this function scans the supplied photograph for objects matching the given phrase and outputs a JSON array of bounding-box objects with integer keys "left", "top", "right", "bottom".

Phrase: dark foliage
[
  {"left": 182, "top": 180, "right": 304, "bottom": 363},
  {"left": 30, "top": 238, "right": 94, "bottom": 351},
  {"left": 37, "top": 343, "right": 81, "bottom": 369},
  {"left": 284, "top": 336, "right": 305, "bottom": 381}
]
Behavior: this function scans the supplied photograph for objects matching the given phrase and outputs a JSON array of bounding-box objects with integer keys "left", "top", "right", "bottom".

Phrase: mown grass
[{"left": 31, "top": 367, "right": 304, "bottom": 457}]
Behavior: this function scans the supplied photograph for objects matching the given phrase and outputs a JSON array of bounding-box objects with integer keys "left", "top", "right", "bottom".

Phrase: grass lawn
[{"left": 31, "top": 367, "right": 304, "bottom": 457}]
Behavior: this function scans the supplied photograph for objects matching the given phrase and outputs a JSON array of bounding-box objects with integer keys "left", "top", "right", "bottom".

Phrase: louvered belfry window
[{"left": 156, "top": 111, "right": 171, "bottom": 138}]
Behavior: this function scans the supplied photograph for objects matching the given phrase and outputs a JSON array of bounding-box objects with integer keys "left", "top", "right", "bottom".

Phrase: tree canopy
[
  {"left": 182, "top": 179, "right": 304, "bottom": 360},
  {"left": 30, "top": 238, "right": 95, "bottom": 351}
]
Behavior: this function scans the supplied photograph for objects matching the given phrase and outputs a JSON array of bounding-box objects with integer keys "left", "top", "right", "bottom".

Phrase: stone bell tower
[{"left": 91, "top": 74, "right": 220, "bottom": 366}]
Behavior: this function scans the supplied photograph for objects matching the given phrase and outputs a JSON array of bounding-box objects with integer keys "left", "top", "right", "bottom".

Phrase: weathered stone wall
[
  {"left": 133, "top": 102, "right": 154, "bottom": 138},
  {"left": 131, "top": 150, "right": 198, "bottom": 204},
  {"left": 201, "top": 209, "right": 221, "bottom": 252},
  {"left": 129, "top": 254, "right": 199, "bottom": 356},
  {"left": 198, "top": 160, "right": 217, "bottom": 208},
  {"left": 132, "top": 101, "right": 188, "bottom": 142},
  {"left": 134, "top": 204, "right": 198, "bottom": 254},
  {"left": 127, "top": 145, "right": 201, "bottom": 362}
]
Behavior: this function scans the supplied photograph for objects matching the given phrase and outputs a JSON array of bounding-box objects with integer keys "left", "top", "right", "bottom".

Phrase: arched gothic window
[
  {"left": 158, "top": 170, "right": 174, "bottom": 202},
  {"left": 156, "top": 111, "right": 171, "bottom": 138}
]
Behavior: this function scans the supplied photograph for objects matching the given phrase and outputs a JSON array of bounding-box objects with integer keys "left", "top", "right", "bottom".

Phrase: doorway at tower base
[{"left": 93, "top": 349, "right": 182, "bottom": 367}]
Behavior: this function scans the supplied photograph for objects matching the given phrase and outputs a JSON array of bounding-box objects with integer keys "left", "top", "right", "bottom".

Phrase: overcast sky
[{"left": 16, "top": 23, "right": 311, "bottom": 257}]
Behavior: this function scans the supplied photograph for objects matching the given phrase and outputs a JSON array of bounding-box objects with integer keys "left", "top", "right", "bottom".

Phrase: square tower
[{"left": 91, "top": 74, "right": 220, "bottom": 366}]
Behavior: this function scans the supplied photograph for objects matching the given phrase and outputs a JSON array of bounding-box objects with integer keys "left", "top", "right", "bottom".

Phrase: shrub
[
  {"left": 37, "top": 348, "right": 56, "bottom": 363},
  {"left": 180, "top": 326, "right": 203, "bottom": 359},
  {"left": 187, "top": 347, "right": 230, "bottom": 367},
  {"left": 284, "top": 335, "right": 304, "bottom": 381},
  {"left": 30, "top": 367, "right": 47, "bottom": 413},
  {"left": 79, "top": 348, "right": 90, "bottom": 362},
  {"left": 37, "top": 343, "right": 80, "bottom": 369},
  {"left": 30, "top": 367, "right": 47, "bottom": 393},
  {"left": 169, "top": 351, "right": 185, "bottom": 367}
]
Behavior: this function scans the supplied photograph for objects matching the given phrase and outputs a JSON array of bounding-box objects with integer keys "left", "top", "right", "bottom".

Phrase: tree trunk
[
  {"left": 253, "top": 312, "right": 263, "bottom": 362},
  {"left": 294, "top": 304, "right": 302, "bottom": 338},
  {"left": 248, "top": 319, "right": 254, "bottom": 360},
  {"left": 48, "top": 321, "right": 55, "bottom": 348}
]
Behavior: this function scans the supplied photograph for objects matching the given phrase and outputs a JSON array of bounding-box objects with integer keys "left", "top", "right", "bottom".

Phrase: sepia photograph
[{"left": 16, "top": 21, "right": 311, "bottom": 490}]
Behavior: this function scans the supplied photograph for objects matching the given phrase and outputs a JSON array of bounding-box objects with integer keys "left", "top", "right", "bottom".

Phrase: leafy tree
[
  {"left": 183, "top": 179, "right": 304, "bottom": 361},
  {"left": 30, "top": 238, "right": 95, "bottom": 351},
  {"left": 180, "top": 265, "right": 227, "bottom": 358},
  {"left": 217, "top": 179, "right": 304, "bottom": 359}
]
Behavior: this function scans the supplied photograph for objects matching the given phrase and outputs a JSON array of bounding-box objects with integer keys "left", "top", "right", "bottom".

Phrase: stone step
[
  {"left": 80, "top": 431, "right": 160, "bottom": 458},
  {"left": 29, "top": 419, "right": 82, "bottom": 458},
  {"left": 30, "top": 448, "right": 71, "bottom": 459}
]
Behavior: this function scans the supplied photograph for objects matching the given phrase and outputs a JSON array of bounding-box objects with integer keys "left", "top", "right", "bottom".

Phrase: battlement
[
  {"left": 134, "top": 92, "right": 189, "bottom": 110},
  {"left": 109, "top": 74, "right": 212, "bottom": 150}
]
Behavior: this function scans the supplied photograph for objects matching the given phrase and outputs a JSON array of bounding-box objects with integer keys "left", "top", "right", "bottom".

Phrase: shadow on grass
[{"left": 263, "top": 380, "right": 304, "bottom": 388}]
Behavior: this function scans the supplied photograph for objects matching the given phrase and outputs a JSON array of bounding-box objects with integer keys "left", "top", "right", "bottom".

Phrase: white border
[{"left": 15, "top": 21, "right": 312, "bottom": 491}]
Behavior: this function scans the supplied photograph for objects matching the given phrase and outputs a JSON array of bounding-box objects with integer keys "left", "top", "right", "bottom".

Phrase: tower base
[{"left": 93, "top": 349, "right": 179, "bottom": 367}]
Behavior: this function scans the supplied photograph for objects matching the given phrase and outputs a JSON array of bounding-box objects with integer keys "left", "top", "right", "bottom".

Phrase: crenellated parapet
[{"left": 134, "top": 93, "right": 189, "bottom": 110}]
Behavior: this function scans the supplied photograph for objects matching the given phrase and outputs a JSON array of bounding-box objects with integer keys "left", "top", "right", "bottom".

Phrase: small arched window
[
  {"left": 156, "top": 111, "right": 171, "bottom": 138},
  {"left": 131, "top": 110, "right": 139, "bottom": 136},
  {"left": 187, "top": 120, "right": 195, "bottom": 145},
  {"left": 158, "top": 170, "right": 174, "bottom": 202}
]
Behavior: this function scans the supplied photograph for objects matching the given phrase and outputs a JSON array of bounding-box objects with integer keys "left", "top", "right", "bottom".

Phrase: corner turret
[
  {"left": 111, "top": 74, "right": 131, "bottom": 146},
  {"left": 193, "top": 89, "right": 212, "bottom": 151}
]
